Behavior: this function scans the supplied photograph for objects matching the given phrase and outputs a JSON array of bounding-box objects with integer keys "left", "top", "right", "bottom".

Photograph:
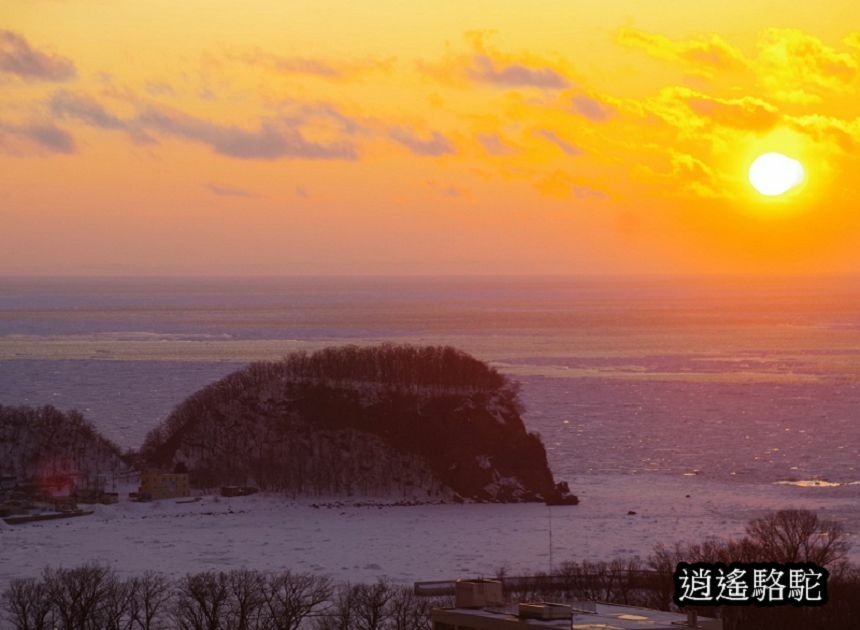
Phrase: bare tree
[
  {"left": 43, "top": 564, "right": 115, "bottom": 630},
  {"left": 744, "top": 509, "right": 850, "bottom": 566},
  {"left": 173, "top": 572, "right": 229, "bottom": 630},
  {"left": 2, "top": 578, "right": 53, "bottom": 630},
  {"left": 313, "top": 584, "right": 358, "bottom": 630},
  {"left": 128, "top": 572, "right": 173, "bottom": 630},
  {"left": 262, "top": 571, "right": 332, "bottom": 630},
  {"left": 352, "top": 580, "right": 393, "bottom": 630},
  {"left": 387, "top": 586, "right": 433, "bottom": 630},
  {"left": 224, "top": 569, "right": 265, "bottom": 630},
  {"left": 98, "top": 577, "right": 135, "bottom": 630}
]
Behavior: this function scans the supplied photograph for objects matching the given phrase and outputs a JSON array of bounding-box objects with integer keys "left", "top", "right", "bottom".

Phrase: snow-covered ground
[{"left": 2, "top": 474, "right": 856, "bottom": 592}]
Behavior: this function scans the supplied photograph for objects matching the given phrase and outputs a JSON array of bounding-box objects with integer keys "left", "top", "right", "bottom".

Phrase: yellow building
[{"left": 139, "top": 469, "right": 190, "bottom": 500}]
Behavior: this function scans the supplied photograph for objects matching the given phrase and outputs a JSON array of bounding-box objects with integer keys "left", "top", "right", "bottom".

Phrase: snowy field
[{"left": 2, "top": 474, "right": 857, "bottom": 593}]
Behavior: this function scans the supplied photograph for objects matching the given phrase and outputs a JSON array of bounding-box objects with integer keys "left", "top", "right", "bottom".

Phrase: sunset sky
[{"left": 3, "top": 0, "right": 860, "bottom": 276}]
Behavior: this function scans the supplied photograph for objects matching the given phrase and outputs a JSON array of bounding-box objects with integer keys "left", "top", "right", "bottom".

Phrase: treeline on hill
[
  {"left": 0, "top": 405, "right": 127, "bottom": 491},
  {"left": 4, "top": 510, "right": 857, "bottom": 630},
  {"left": 265, "top": 345, "right": 509, "bottom": 392},
  {"left": 140, "top": 344, "right": 576, "bottom": 504}
]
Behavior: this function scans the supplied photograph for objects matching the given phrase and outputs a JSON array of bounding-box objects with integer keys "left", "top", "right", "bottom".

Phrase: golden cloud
[
  {"left": 419, "top": 31, "right": 572, "bottom": 90},
  {"left": 756, "top": 28, "right": 858, "bottom": 97},
  {"left": 616, "top": 27, "right": 747, "bottom": 76},
  {"left": 684, "top": 93, "right": 781, "bottom": 131}
]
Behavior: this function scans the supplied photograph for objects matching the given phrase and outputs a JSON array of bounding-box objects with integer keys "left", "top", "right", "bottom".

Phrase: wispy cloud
[
  {"left": 0, "top": 30, "right": 76, "bottom": 81},
  {"left": 0, "top": 119, "right": 75, "bottom": 155},
  {"left": 535, "top": 129, "right": 581, "bottom": 156},
  {"left": 427, "top": 180, "right": 464, "bottom": 198},
  {"left": 756, "top": 28, "right": 858, "bottom": 98},
  {"left": 535, "top": 169, "right": 603, "bottom": 199},
  {"left": 417, "top": 32, "right": 571, "bottom": 91},
  {"left": 50, "top": 90, "right": 127, "bottom": 129},
  {"left": 139, "top": 106, "right": 358, "bottom": 160},
  {"left": 467, "top": 55, "right": 570, "bottom": 89},
  {"left": 230, "top": 50, "right": 394, "bottom": 80},
  {"left": 787, "top": 114, "right": 860, "bottom": 152},
  {"left": 685, "top": 92, "right": 780, "bottom": 131},
  {"left": 572, "top": 94, "right": 614, "bottom": 122},
  {"left": 389, "top": 128, "right": 455, "bottom": 156},
  {"left": 478, "top": 133, "right": 517, "bottom": 155},
  {"left": 145, "top": 81, "right": 176, "bottom": 97},
  {"left": 46, "top": 89, "right": 361, "bottom": 161},
  {"left": 203, "top": 182, "right": 258, "bottom": 198},
  {"left": 617, "top": 27, "right": 747, "bottom": 77}
]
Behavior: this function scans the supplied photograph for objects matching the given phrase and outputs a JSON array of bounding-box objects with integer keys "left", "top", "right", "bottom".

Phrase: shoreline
[{"left": 2, "top": 473, "right": 856, "bottom": 593}]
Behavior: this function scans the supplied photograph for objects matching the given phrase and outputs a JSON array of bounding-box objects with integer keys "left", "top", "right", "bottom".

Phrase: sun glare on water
[{"left": 748, "top": 152, "right": 805, "bottom": 197}]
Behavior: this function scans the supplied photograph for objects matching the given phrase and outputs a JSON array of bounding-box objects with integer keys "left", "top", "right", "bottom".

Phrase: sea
[{"left": 1, "top": 275, "right": 858, "bottom": 572}]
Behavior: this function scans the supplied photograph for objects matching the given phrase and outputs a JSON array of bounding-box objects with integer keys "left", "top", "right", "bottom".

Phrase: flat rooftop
[{"left": 433, "top": 601, "right": 714, "bottom": 630}]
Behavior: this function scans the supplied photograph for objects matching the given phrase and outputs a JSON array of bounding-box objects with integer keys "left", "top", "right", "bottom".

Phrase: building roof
[{"left": 434, "top": 601, "right": 710, "bottom": 630}]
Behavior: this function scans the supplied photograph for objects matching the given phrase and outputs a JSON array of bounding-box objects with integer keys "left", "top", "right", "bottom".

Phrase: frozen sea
[{"left": 1, "top": 276, "right": 859, "bottom": 585}]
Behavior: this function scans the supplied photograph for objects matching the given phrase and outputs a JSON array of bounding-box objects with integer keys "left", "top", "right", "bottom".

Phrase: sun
[{"left": 748, "top": 152, "right": 805, "bottom": 196}]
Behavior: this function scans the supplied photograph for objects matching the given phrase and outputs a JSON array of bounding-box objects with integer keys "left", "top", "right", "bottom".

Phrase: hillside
[
  {"left": 141, "top": 345, "right": 577, "bottom": 504},
  {"left": 0, "top": 405, "right": 127, "bottom": 493}
]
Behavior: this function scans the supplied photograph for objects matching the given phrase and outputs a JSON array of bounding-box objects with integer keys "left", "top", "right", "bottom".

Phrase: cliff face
[{"left": 142, "top": 345, "right": 577, "bottom": 504}]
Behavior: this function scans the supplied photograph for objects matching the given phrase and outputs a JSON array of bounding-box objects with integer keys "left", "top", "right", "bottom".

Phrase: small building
[
  {"left": 138, "top": 469, "right": 190, "bottom": 500},
  {"left": 431, "top": 579, "right": 722, "bottom": 630},
  {"left": 220, "top": 485, "right": 259, "bottom": 497}
]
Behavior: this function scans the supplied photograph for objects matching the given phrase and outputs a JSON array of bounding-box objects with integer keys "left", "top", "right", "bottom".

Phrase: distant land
[
  {"left": 3, "top": 345, "right": 577, "bottom": 505},
  {"left": 142, "top": 344, "right": 577, "bottom": 504}
]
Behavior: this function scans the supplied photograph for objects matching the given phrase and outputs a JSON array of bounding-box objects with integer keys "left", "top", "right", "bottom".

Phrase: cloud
[
  {"left": 573, "top": 185, "right": 607, "bottom": 199},
  {"left": 50, "top": 90, "right": 127, "bottom": 129},
  {"left": 757, "top": 28, "right": 858, "bottom": 95},
  {"left": 535, "top": 169, "right": 602, "bottom": 199},
  {"left": 427, "top": 180, "right": 464, "bottom": 198},
  {"left": 145, "top": 81, "right": 176, "bottom": 97},
  {"left": 291, "top": 102, "right": 362, "bottom": 134},
  {"left": 271, "top": 57, "right": 342, "bottom": 77},
  {"left": 535, "top": 129, "right": 581, "bottom": 156},
  {"left": 670, "top": 150, "right": 715, "bottom": 183},
  {"left": 617, "top": 27, "right": 747, "bottom": 76},
  {"left": 572, "top": 94, "right": 614, "bottom": 122},
  {"left": 418, "top": 32, "right": 571, "bottom": 91},
  {"left": 137, "top": 105, "right": 358, "bottom": 160},
  {"left": 45, "top": 88, "right": 361, "bottom": 160},
  {"left": 231, "top": 50, "right": 394, "bottom": 80},
  {"left": 20, "top": 123, "right": 75, "bottom": 153},
  {"left": 389, "top": 128, "right": 455, "bottom": 156},
  {"left": 478, "top": 133, "right": 517, "bottom": 155},
  {"left": 204, "top": 183, "right": 258, "bottom": 198},
  {"left": 637, "top": 86, "right": 747, "bottom": 134},
  {"left": 684, "top": 92, "right": 781, "bottom": 131},
  {"left": 0, "top": 119, "right": 75, "bottom": 155},
  {"left": 618, "top": 27, "right": 857, "bottom": 99},
  {"left": 0, "top": 30, "right": 76, "bottom": 81},
  {"left": 467, "top": 54, "right": 570, "bottom": 89},
  {"left": 788, "top": 114, "right": 860, "bottom": 152}
]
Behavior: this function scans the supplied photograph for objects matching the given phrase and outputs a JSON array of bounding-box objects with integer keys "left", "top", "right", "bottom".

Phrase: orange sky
[{"left": 2, "top": 0, "right": 860, "bottom": 275}]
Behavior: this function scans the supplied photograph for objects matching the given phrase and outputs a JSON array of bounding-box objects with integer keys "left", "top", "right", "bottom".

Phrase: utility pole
[{"left": 548, "top": 505, "right": 553, "bottom": 574}]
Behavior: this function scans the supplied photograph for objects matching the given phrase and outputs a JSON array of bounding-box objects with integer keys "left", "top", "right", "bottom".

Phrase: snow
[{"left": 2, "top": 473, "right": 856, "bottom": 593}]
